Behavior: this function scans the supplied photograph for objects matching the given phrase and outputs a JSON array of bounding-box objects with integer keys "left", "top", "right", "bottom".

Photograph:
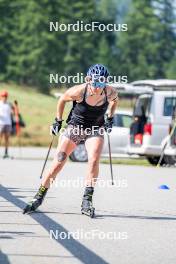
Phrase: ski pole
[
  {"left": 14, "top": 100, "right": 22, "bottom": 158},
  {"left": 157, "top": 122, "right": 176, "bottom": 167},
  {"left": 0, "top": 136, "right": 2, "bottom": 150},
  {"left": 106, "top": 131, "right": 114, "bottom": 185},
  {"left": 40, "top": 135, "right": 54, "bottom": 179}
]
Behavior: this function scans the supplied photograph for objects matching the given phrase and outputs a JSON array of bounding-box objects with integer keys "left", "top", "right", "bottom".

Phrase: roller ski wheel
[
  {"left": 81, "top": 206, "right": 95, "bottom": 218},
  {"left": 23, "top": 186, "right": 48, "bottom": 214},
  {"left": 23, "top": 197, "right": 42, "bottom": 214},
  {"left": 23, "top": 202, "right": 35, "bottom": 214}
]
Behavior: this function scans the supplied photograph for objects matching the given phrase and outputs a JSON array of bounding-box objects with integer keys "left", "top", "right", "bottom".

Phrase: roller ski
[
  {"left": 3, "top": 154, "right": 14, "bottom": 159},
  {"left": 3, "top": 149, "right": 13, "bottom": 159},
  {"left": 23, "top": 186, "right": 48, "bottom": 214},
  {"left": 81, "top": 187, "right": 95, "bottom": 218},
  {"left": 3, "top": 153, "right": 10, "bottom": 159}
]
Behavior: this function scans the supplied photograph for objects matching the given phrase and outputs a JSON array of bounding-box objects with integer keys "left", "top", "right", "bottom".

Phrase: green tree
[
  {"left": 5, "top": 0, "right": 69, "bottom": 93},
  {"left": 117, "top": 0, "right": 176, "bottom": 81},
  {"left": 117, "top": 0, "right": 161, "bottom": 80},
  {"left": 95, "top": 36, "right": 110, "bottom": 66},
  {"left": 166, "top": 54, "right": 176, "bottom": 78},
  {"left": 95, "top": 0, "right": 119, "bottom": 75},
  {"left": 63, "top": 0, "right": 97, "bottom": 77},
  {"left": 153, "top": 0, "right": 176, "bottom": 76},
  {"left": 0, "top": 0, "right": 17, "bottom": 80}
]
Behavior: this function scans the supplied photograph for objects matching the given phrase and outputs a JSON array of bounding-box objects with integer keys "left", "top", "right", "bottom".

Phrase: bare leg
[
  {"left": 23, "top": 135, "right": 78, "bottom": 214},
  {"left": 41, "top": 135, "right": 77, "bottom": 188},
  {"left": 84, "top": 136, "right": 104, "bottom": 187},
  {"left": 4, "top": 132, "right": 10, "bottom": 156},
  {"left": 0, "top": 132, "right": 3, "bottom": 146},
  {"left": 81, "top": 136, "right": 103, "bottom": 217}
]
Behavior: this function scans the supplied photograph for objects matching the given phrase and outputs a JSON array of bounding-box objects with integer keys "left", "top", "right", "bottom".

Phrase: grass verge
[
  {"left": 100, "top": 158, "right": 150, "bottom": 166},
  {"left": 0, "top": 83, "right": 71, "bottom": 146}
]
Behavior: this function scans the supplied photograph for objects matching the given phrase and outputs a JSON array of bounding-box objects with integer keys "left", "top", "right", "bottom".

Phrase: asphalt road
[{"left": 0, "top": 158, "right": 176, "bottom": 264}]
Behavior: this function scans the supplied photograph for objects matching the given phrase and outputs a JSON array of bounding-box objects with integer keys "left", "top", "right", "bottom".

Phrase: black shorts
[{"left": 61, "top": 124, "right": 105, "bottom": 145}]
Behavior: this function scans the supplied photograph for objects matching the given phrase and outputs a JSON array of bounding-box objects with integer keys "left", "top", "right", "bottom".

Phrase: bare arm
[
  {"left": 108, "top": 100, "right": 118, "bottom": 118},
  {"left": 56, "top": 85, "right": 84, "bottom": 120},
  {"left": 107, "top": 87, "right": 118, "bottom": 118},
  {"left": 11, "top": 106, "right": 15, "bottom": 115}
]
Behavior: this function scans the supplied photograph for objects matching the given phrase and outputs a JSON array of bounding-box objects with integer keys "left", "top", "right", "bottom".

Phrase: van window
[
  {"left": 133, "top": 96, "right": 151, "bottom": 117},
  {"left": 113, "top": 114, "right": 132, "bottom": 128},
  {"left": 123, "top": 115, "right": 132, "bottom": 128},
  {"left": 164, "top": 98, "right": 176, "bottom": 116}
]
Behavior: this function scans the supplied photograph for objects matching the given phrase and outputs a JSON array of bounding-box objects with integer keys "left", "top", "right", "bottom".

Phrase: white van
[
  {"left": 164, "top": 132, "right": 176, "bottom": 165},
  {"left": 163, "top": 113, "right": 176, "bottom": 165},
  {"left": 127, "top": 80, "right": 176, "bottom": 165}
]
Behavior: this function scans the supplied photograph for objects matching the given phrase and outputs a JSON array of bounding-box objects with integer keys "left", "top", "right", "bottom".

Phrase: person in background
[{"left": 0, "top": 90, "right": 14, "bottom": 158}]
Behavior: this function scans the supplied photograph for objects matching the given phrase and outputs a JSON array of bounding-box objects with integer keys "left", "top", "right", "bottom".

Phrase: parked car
[
  {"left": 128, "top": 79, "right": 176, "bottom": 165},
  {"left": 69, "top": 109, "right": 132, "bottom": 162}
]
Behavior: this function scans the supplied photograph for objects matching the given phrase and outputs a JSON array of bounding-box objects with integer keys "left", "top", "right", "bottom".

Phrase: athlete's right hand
[{"left": 51, "top": 118, "right": 63, "bottom": 136}]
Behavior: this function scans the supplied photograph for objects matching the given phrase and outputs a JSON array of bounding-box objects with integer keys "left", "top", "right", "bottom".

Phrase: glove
[
  {"left": 51, "top": 118, "right": 63, "bottom": 136},
  {"left": 104, "top": 117, "right": 113, "bottom": 133}
]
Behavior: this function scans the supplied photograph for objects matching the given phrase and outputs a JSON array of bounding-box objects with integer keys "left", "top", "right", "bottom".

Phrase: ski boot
[
  {"left": 23, "top": 185, "right": 48, "bottom": 214},
  {"left": 3, "top": 149, "right": 10, "bottom": 159},
  {"left": 81, "top": 187, "right": 95, "bottom": 218},
  {"left": 3, "top": 154, "right": 9, "bottom": 159}
]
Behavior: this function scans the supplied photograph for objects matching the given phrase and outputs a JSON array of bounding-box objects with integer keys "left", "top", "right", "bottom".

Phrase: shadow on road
[
  {"left": 0, "top": 231, "right": 34, "bottom": 240},
  {"left": 5, "top": 253, "right": 74, "bottom": 259},
  {"left": 25, "top": 210, "right": 176, "bottom": 221},
  {"left": 0, "top": 184, "right": 108, "bottom": 264},
  {"left": 95, "top": 211, "right": 176, "bottom": 221},
  {"left": 0, "top": 250, "right": 11, "bottom": 264}
]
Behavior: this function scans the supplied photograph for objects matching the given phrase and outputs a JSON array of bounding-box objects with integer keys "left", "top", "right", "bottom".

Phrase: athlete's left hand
[{"left": 104, "top": 117, "right": 113, "bottom": 133}]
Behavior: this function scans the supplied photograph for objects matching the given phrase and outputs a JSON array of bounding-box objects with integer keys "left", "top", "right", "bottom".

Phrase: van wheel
[
  {"left": 163, "top": 155, "right": 176, "bottom": 166},
  {"left": 147, "top": 156, "right": 165, "bottom": 166}
]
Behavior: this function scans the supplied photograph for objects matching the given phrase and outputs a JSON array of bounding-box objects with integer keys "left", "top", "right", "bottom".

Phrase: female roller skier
[{"left": 23, "top": 64, "right": 118, "bottom": 217}]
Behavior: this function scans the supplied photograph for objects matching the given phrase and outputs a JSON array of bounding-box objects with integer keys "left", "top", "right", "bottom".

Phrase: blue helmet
[{"left": 87, "top": 64, "right": 110, "bottom": 79}]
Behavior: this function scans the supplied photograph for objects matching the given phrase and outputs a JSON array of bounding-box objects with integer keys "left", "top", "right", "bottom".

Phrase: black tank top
[{"left": 66, "top": 84, "right": 109, "bottom": 128}]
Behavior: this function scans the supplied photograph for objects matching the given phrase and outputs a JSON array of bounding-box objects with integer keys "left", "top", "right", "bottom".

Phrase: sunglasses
[{"left": 92, "top": 81, "right": 107, "bottom": 89}]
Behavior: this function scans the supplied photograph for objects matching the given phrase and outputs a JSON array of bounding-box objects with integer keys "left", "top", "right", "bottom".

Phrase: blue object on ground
[{"left": 158, "top": 185, "right": 170, "bottom": 190}]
